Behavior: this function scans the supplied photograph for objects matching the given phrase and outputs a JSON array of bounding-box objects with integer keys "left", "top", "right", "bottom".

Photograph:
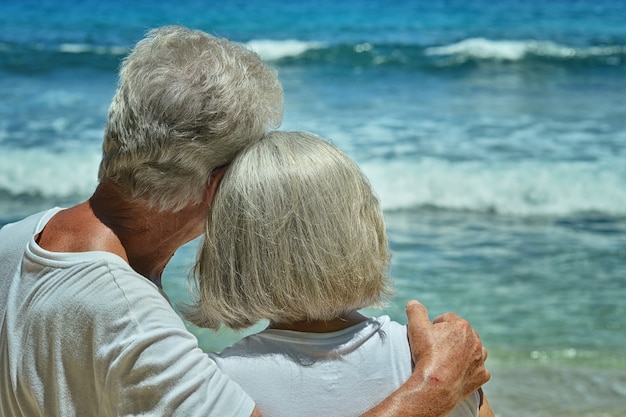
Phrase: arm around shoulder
[{"left": 359, "top": 301, "right": 490, "bottom": 417}]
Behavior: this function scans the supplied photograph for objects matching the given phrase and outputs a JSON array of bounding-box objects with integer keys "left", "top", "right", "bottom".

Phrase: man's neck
[
  {"left": 37, "top": 181, "right": 210, "bottom": 286},
  {"left": 91, "top": 182, "right": 212, "bottom": 284}
]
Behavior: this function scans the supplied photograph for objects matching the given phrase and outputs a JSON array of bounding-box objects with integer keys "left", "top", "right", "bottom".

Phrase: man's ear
[{"left": 205, "top": 166, "right": 229, "bottom": 205}]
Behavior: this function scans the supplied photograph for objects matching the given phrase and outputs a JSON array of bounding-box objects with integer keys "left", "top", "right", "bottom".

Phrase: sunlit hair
[
  {"left": 185, "top": 131, "right": 392, "bottom": 330},
  {"left": 99, "top": 25, "right": 283, "bottom": 211}
]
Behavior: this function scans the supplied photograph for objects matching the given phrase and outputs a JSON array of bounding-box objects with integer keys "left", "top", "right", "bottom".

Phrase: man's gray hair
[{"left": 99, "top": 26, "right": 283, "bottom": 211}]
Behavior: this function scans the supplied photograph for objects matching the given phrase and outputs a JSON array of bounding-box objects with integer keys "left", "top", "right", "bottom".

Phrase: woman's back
[{"left": 211, "top": 316, "right": 480, "bottom": 417}]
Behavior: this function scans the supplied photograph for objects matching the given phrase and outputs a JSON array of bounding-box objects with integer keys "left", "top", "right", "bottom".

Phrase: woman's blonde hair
[
  {"left": 99, "top": 26, "right": 283, "bottom": 211},
  {"left": 185, "top": 131, "right": 392, "bottom": 330}
]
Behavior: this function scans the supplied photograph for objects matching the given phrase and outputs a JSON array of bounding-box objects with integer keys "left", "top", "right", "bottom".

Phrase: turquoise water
[{"left": 2, "top": 1, "right": 625, "bottom": 415}]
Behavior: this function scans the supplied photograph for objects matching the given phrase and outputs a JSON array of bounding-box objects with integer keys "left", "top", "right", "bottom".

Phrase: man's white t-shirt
[
  {"left": 0, "top": 208, "right": 255, "bottom": 417},
  {"left": 211, "top": 316, "right": 480, "bottom": 417}
]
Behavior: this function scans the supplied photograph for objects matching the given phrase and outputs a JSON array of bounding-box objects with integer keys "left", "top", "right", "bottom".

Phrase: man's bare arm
[{"left": 360, "top": 301, "right": 490, "bottom": 417}]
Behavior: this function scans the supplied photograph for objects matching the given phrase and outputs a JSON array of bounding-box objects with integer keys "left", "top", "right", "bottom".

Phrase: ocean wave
[
  {"left": 361, "top": 157, "right": 626, "bottom": 217},
  {"left": 0, "top": 41, "right": 129, "bottom": 56},
  {"left": 424, "top": 37, "right": 626, "bottom": 64},
  {"left": 2, "top": 38, "right": 625, "bottom": 74},
  {"left": 0, "top": 148, "right": 100, "bottom": 200},
  {"left": 0, "top": 39, "right": 318, "bottom": 64},
  {"left": 58, "top": 43, "right": 129, "bottom": 56},
  {"left": 0, "top": 41, "right": 126, "bottom": 74},
  {"left": 0, "top": 39, "right": 322, "bottom": 74},
  {"left": 2, "top": 147, "right": 625, "bottom": 218},
  {"left": 245, "top": 39, "right": 326, "bottom": 61},
  {"left": 262, "top": 37, "right": 626, "bottom": 69}
]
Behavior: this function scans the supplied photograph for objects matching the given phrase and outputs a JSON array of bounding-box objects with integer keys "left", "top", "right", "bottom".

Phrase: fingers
[
  {"left": 432, "top": 311, "right": 461, "bottom": 324},
  {"left": 405, "top": 301, "right": 434, "bottom": 365},
  {"left": 405, "top": 302, "right": 492, "bottom": 403},
  {"left": 405, "top": 300, "right": 432, "bottom": 328},
  {"left": 483, "top": 367, "right": 491, "bottom": 383},
  {"left": 482, "top": 347, "right": 491, "bottom": 382},
  {"left": 433, "top": 313, "right": 483, "bottom": 347},
  {"left": 432, "top": 311, "right": 490, "bottom": 385}
]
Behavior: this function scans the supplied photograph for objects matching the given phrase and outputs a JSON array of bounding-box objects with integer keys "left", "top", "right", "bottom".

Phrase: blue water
[{"left": 1, "top": 1, "right": 625, "bottom": 415}]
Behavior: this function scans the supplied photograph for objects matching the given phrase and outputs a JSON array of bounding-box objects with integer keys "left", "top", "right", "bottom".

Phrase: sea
[{"left": 1, "top": 0, "right": 625, "bottom": 415}]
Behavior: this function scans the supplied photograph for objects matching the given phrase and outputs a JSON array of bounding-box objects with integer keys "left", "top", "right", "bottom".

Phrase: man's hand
[
  {"left": 360, "top": 301, "right": 490, "bottom": 417},
  {"left": 406, "top": 300, "right": 490, "bottom": 409}
]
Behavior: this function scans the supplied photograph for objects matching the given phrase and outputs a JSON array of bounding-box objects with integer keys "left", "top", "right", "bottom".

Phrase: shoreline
[{"left": 485, "top": 365, "right": 626, "bottom": 417}]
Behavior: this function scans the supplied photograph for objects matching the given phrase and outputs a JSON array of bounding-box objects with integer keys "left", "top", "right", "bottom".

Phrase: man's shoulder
[
  {"left": 19, "top": 251, "right": 174, "bottom": 336},
  {"left": 64, "top": 259, "right": 173, "bottom": 321},
  {"left": 0, "top": 209, "right": 59, "bottom": 250}
]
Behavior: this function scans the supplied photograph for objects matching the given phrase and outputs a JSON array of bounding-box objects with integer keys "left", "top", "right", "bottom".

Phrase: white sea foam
[
  {"left": 424, "top": 38, "right": 626, "bottom": 61},
  {"left": 58, "top": 43, "right": 128, "bottom": 55},
  {"left": 2, "top": 147, "right": 624, "bottom": 217},
  {"left": 425, "top": 38, "right": 531, "bottom": 60},
  {"left": 0, "top": 148, "right": 100, "bottom": 199},
  {"left": 59, "top": 43, "right": 94, "bottom": 54},
  {"left": 361, "top": 157, "right": 626, "bottom": 216},
  {"left": 245, "top": 39, "right": 325, "bottom": 61}
]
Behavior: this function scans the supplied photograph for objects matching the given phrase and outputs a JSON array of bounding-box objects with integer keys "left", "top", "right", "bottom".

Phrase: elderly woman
[{"left": 186, "top": 131, "right": 494, "bottom": 417}]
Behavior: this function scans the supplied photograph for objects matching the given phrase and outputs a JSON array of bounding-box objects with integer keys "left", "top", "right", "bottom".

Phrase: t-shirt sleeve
[{"left": 94, "top": 266, "right": 255, "bottom": 417}]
